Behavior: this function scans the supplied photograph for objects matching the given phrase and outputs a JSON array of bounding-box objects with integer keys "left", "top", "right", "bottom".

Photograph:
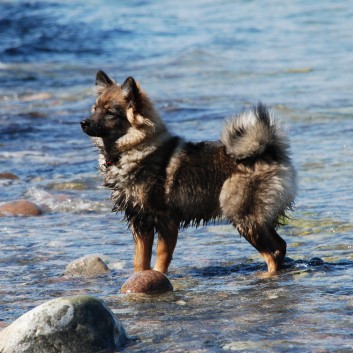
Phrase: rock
[
  {"left": 48, "top": 181, "right": 88, "bottom": 191},
  {"left": 65, "top": 255, "right": 109, "bottom": 277},
  {"left": 0, "top": 199, "right": 42, "bottom": 217},
  {"left": 308, "top": 257, "right": 324, "bottom": 266},
  {"left": 121, "top": 270, "right": 173, "bottom": 294},
  {"left": 0, "top": 295, "right": 127, "bottom": 353},
  {"left": 0, "top": 172, "right": 19, "bottom": 180}
]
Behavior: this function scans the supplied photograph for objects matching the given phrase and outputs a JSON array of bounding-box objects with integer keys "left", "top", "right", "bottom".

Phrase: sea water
[{"left": 1, "top": 1, "right": 353, "bottom": 351}]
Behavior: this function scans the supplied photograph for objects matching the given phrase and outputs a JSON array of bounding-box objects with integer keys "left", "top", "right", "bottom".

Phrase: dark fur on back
[{"left": 81, "top": 71, "right": 297, "bottom": 273}]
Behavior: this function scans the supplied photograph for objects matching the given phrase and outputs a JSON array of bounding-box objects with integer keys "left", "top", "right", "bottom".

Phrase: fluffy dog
[{"left": 81, "top": 71, "right": 296, "bottom": 273}]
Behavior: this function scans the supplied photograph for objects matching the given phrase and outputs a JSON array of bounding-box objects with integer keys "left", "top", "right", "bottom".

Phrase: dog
[{"left": 81, "top": 71, "right": 296, "bottom": 273}]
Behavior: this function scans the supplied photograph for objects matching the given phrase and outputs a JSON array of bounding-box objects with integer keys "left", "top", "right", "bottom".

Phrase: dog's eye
[
  {"left": 91, "top": 104, "right": 97, "bottom": 113},
  {"left": 106, "top": 110, "right": 117, "bottom": 119},
  {"left": 105, "top": 110, "right": 118, "bottom": 121},
  {"left": 107, "top": 107, "right": 126, "bottom": 118}
]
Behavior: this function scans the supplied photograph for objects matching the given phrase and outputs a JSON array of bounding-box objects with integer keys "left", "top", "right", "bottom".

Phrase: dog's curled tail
[{"left": 221, "top": 103, "right": 289, "bottom": 161}]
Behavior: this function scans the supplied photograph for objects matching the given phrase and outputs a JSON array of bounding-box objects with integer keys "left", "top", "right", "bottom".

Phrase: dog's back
[{"left": 164, "top": 140, "right": 235, "bottom": 227}]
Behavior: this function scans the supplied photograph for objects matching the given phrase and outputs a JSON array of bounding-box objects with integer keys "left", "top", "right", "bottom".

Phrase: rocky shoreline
[
  {"left": 0, "top": 185, "right": 174, "bottom": 353},
  {"left": 0, "top": 253, "right": 174, "bottom": 352}
]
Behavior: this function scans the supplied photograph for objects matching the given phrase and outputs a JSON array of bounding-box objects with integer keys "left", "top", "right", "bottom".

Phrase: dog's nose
[{"left": 80, "top": 120, "right": 89, "bottom": 129}]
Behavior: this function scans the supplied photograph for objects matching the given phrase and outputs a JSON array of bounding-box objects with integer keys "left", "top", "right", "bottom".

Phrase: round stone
[
  {"left": 0, "top": 200, "right": 42, "bottom": 217},
  {"left": 121, "top": 270, "right": 173, "bottom": 294},
  {"left": 65, "top": 255, "right": 109, "bottom": 277},
  {"left": 0, "top": 172, "right": 19, "bottom": 180}
]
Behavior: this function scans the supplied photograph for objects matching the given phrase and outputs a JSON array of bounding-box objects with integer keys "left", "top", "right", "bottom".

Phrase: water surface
[{"left": 1, "top": 1, "right": 353, "bottom": 352}]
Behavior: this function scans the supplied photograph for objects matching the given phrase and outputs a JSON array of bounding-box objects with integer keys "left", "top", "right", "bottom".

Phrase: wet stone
[
  {"left": 0, "top": 295, "right": 127, "bottom": 353},
  {"left": 65, "top": 255, "right": 109, "bottom": 277},
  {"left": 308, "top": 257, "right": 325, "bottom": 266},
  {"left": 121, "top": 270, "right": 173, "bottom": 294},
  {"left": 0, "top": 172, "right": 19, "bottom": 180},
  {"left": 48, "top": 181, "right": 88, "bottom": 191},
  {"left": 0, "top": 199, "right": 42, "bottom": 217}
]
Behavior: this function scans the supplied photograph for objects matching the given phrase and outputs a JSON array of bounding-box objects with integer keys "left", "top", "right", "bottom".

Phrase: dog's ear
[
  {"left": 96, "top": 71, "right": 114, "bottom": 93},
  {"left": 122, "top": 77, "right": 140, "bottom": 107},
  {"left": 122, "top": 77, "right": 154, "bottom": 129}
]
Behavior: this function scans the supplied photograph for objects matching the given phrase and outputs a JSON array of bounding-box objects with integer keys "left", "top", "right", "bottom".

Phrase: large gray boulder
[{"left": 0, "top": 296, "right": 127, "bottom": 353}]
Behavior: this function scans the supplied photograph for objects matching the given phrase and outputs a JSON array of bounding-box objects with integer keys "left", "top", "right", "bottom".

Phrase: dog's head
[{"left": 81, "top": 71, "right": 165, "bottom": 147}]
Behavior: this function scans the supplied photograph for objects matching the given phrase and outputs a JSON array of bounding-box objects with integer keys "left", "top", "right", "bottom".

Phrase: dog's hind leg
[
  {"left": 131, "top": 225, "right": 155, "bottom": 272},
  {"left": 153, "top": 221, "right": 179, "bottom": 274},
  {"left": 237, "top": 224, "right": 286, "bottom": 273}
]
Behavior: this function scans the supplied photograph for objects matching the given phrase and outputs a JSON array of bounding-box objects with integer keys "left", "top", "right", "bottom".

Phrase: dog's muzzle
[{"left": 80, "top": 119, "right": 99, "bottom": 136}]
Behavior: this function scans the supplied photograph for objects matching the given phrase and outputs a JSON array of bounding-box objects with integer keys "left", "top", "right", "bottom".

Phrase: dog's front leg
[
  {"left": 153, "top": 221, "right": 179, "bottom": 274},
  {"left": 131, "top": 225, "right": 154, "bottom": 272}
]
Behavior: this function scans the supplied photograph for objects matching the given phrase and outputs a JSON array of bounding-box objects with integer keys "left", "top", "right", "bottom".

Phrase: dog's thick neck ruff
[{"left": 98, "top": 128, "right": 173, "bottom": 172}]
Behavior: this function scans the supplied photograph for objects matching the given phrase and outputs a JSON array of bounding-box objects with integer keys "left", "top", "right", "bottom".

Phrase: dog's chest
[{"left": 102, "top": 152, "right": 159, "bottom": 208}]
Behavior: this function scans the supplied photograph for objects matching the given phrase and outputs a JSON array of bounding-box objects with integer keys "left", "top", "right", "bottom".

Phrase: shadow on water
[
  {"left": 184, "top": 257, "right": 353, "bottom": 278},
  {"left": 187, "top": 261, "right": 265, "bottom": 277},
  {"left": 109, "top": 257, "right": 353, "bottom": 352}
]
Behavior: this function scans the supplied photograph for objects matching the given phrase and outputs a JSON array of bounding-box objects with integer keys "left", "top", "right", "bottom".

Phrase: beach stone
[
  {"left": 121, "top": 270, "right": 173, "bottom": 294},
  {"left": 0, "top": 199, "right": 42, "bottom": 217},
  {"left": 0, "top": 172, "right": 19, "bottom": 180},
  {"left": 48, "top": 181, "right": 88, "bottom": 190},
  {"left": 0, "top": 296, "right": 127, "bottom": 353},
  {"left": 65, "top": 255, "right": 109, "bottom": 277}
]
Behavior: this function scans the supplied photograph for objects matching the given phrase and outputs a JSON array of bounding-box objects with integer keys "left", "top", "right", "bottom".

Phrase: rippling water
[{"left": 1, "top": 0, "right": 353, "bottom": 352}]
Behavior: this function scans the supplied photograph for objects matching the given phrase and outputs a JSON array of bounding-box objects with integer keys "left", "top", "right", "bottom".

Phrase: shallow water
[{"left": 1, "top": 0, "right": 353, "bottom": 352}]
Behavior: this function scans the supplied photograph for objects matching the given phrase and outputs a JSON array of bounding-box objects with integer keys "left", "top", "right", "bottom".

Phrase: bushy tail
[{"left": 221, "top": 103, "right": 288, "bottom": 161}]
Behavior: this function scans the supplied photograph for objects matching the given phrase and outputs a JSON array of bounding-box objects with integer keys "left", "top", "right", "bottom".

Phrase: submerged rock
[
  {"left": 308, "top": 257, "right": 325, "bottom": 266},
  {"left": 0, "top": 172, "right": 19, "bottom": 180},
  {"left": 65, "top": 255, "right": 110, "bottom": 277},
  {"left": 0, "top": 295, "right": 127, "bottom": 353},
  {"left": 48, "top": 181, "right": 88, "bottom": 190},
  {"left": 0, "top": 199, "right": 42, "bottom": 217},
  {"left": 121, "top": 270, "right": 173, "bottom": 294}
]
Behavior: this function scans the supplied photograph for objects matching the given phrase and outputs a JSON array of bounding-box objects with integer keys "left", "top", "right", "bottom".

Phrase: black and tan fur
[{"left": 81, "top": 71, "right": 296, "bottom": 273}]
